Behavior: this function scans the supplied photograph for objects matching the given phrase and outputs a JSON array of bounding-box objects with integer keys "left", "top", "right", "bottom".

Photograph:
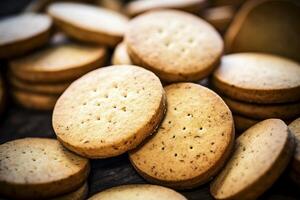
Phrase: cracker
[
  {"left": 225, "top": 0, "right": 300, "bottom": 62},
  {"left": 88, "top": 184, "right": 187, "bottom": 200},
  {"left": 9, "top": 75, "right": 70, "bottom": 95},
  {"left": 223, "top": 96, "right": 300, "bottom": 120},
  {"left": 211, "top": 119, "right": 295, "bottom": 200},
  {"left": 53, "top": 65, "right": 166, "bottom": 158},
  {"left": 212, "top": 53, "right": 300, "bottom": 104},
  {"left": 0, "top": 138, "right": 90, "bottom": 199},
  {"left": 233, "top": 114, "right": 258, "bottom": 133},
  {"left": 12, "top": 89, "right": 58, "bottom": 110},
  {"left": 129, "top": 83, "right": 234, "bottom": 189},
  {"left": 47, "top": 2, "right": 129, "bottom": 47},
  {"left": 125, "top": 10, "right": 223, "bottom": 82},
  {"left": 125, "top": 0, "right": 208, "bottom": 17},
  {"left": 9, "top": 42, "right": 108, "bottom": 83},
  {"left": 289, "top": 118, "right": 300, "bottom": 175},
  {"left": 0, "top": 13, "right": 52, "bottom": 59},
  {"left": 112, "top": 42, "right": 132, "bottom": 65},
  {"left": 52, "top": 181, "right": 88, "bottom": 200}
]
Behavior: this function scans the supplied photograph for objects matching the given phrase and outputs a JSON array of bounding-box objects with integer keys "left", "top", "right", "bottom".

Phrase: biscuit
[
  {"left": 10, "top": 75, "right": 70, "bottom": 95},
  {"left": 112, "top": 42, "right": 132, "bottom": 65},
  {"left": 88, "top": 184, "right": 187, "bottom": 200},
  {"left": 223, "top": 96, "right": 300, "bottom": 120},
  {"left": 0, "top": 13, "right": 52, "bottom": 59},
  {"left": 289, "top": 118, "right": 300, "bottom": 175},
  {"left": 211, "top": 119, "right": 295, "bottom": 200},
  {"left": 12, "top": 89, "right": 58, "bottom": 110},
  {"left": 9, "top": 42, "right": 108, "bottom": 83},
  {"left": 52, "top": 182, "right": 88, "bottom": 200},
  {"left": 212, "top": 53, "right": 300, "bottom": 104},
  {"left": 47, "top": 2, "right": 129, "bottom": 47},
  {"left": 225, "top": 0, "right": 300, "bottom": 62},
  {"left": 53, "top": 65, "right": 166, "bottom": 158},
  {"left": 130, "top": 83, "right": 234, "bottom": 189},
  {"left": 125, "top": 10, "right": 223, "bottom": 82},
  {"left": 125, "top": 0, "right": 208, "bottom": 17},
  {"left": 233, "top": 114, "right": 258, "bottom": 133},
  {"left": 0, "top": 138, "right": 90, "bottom": 199},
  {"left": 202, "top": 6, "right": 235, "bottom": 32}
]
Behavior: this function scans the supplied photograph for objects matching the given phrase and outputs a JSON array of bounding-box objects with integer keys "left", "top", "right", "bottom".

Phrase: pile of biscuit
[{"left": 0, "top": 0, "right": 300, "bottom": 200}]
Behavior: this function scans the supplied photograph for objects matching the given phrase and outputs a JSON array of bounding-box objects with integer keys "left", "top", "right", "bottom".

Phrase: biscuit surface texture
[
  {"left": 48, "top": 2, "right": 129, "bottom": 47},
  {"left": 213, "top": 53, "right": 300, "bottom": 103},
  {"left": 211, "top": 119, "right": 294, "bottom": 200},
  {"left": 0, "top": 13, "right": 52, "bottom": 58},
  {"left": 130, "top": 83, "right": 234, "bottom": 189},
  {"left": 0, "top": 138, "right": 90, "bottom": 199},
  {"left": 125, "top": 10, "right": 223, "bottom": 82},
  {"left": 88, "top": 184, "right": 187, "bottom": 200},
  {"left": 10, "top": 42, "right": 107, "bottom": 83},
  {"left": 53, "top": 65, "right": 166, "bottom": 158}
]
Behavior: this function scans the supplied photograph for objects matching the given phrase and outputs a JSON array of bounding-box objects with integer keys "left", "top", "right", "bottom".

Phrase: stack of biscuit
[{"left": 212, "top": 53, "right": 300, "bottom": 132}]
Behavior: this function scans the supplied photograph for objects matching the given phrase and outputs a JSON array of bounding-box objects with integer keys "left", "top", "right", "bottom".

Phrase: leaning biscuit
[
  {"left": 212, "top": 53, "right": 300, "bottom": 104},
  {"left": 125, "top": 0, "right": 208, "bottom": 17},
  {"left": 223, "top": 96, "right": 300, "bottom": 120},
  {"left": 130, "top": 83, "right": 234, "bottom": 189},
  {"left": 88, "top": 184, "right": 187, "bottom": 200},
  {"left": 211, "top": 119, "right": 295, "bottom": 200},
  {"left": 53, "top": 65, "right": 166, "bottom": 158},
  {"left": 9, "top": 75, "right": 70, "bottom": 95},
  {"left": 289, "top": 118, "right": 300, "bottom": 175},
  {"left": 0, "top": 13, "right": 52, "bottom": 59},
  {"left": 0, "top": 138, "right": 90, "bottom": 200},
  {"left": 47, "top": 2, "right": 129, "bottom": 47},
  {"left": 112, "top": 42, "right": 132, "bottom": 65},
  {"left": 9, "top": 42, "right": 107, "bottom": 83},
  {"left": 12, "top": 89, "right": 58, "bottom": 110},
  {"left": 52, "top": 182, "right": 88, "bottom": 200},
  {"left": 125, "top": 10, "right": 223, "bottom": 82}
]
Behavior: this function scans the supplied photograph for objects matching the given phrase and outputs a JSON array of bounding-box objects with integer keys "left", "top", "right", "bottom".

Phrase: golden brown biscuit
[
  {"left": 225, "top": 0, "right": 300, "bottom": 62},
  {"left": 0, "top": 138, "right": 90, "bottom": 200},
  {"left": 112, "top": 42, "right": 132, "bottom": 65},
  {"left": 53, "top": 65, "right": 166, "bottom": 158},
  {"left": 12, "top": 89, "right": 58, "bottom": 110},
  {"left": 9, "top": 75, "right": 70, "bottom": 95},
  {"left": 52, "top": 182, "right": 88, "bottom": 200},
  {"left": 130, "top": 83, "right": 234, "bottom": 189},
  {"left": 289, "top": 118, "right": 300, "bottom": 175},
  {"left": 223, "top": 96, "right": 300, "bottom": 120},
  {"left": 125, "top": 10, "right": 223, "bottom": 82},
  {"left": 0, "top": 13, "right": 52, "bottom": 59},
  {"left": 212, "top": 53, "right": 300, "bottom": 104},
  {"left": 125, "top": 0, "right": 208, "bottom": 17},
  {"left": 9, "top": 42, "right": 107, "bottom": 83},
  {"left": 211, "top": 119, "right": 295, "bottom": 200},
  {"left": 47, "top": 2, "right": 129, "bottom": 47},
  {"left": 88, "top": 184, "right": 187, "bottom": 200}
]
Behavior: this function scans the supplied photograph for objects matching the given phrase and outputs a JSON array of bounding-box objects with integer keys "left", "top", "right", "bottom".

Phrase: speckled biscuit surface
[
  {"left": 125, "top": 0, "right": 208, "bottom": 17},
  {"left": 53, "top": 65, "right": 166, "bottom": 159},
  {"left": 88, "top": 184, "right": 187, "bottom": 200},
  {"left": 125, "top": 10, "right": 223, "bottom": 82},
  {"left": 12, "top": 90, "right": 58, "bottom": 110},
  {"left": 211, "top": 119, "right": 295, "bottom": 200},
  {"left": 47, "top": 2, "right": 129, "bottom": 47},
  {"left": 223, "top": 96, "right": 300, "bottom": 120},
  {"left": 130, "top": 83, "right": 234, "bottom": 189},
  {"left": 10, "top": 75, "right": 70, "bottom": 95},
  {"left": 10, "top": 42, "right": 107, "bottom": 83},
  {"left": 112, "top": 42, "right": 132, "bottom": 65},
  {"left": 289, "top": 118, "right": 300, "bottom": 175},
  {"left": 52, "top": 182, "right": 88, "bottom": 200},
  {"left": 212, "top": 53, "right": 300, "bottom": 103},
  {"left": 0, "top": 13, "right": 52, "bottom": 58},
  {"left": 0, "top": 138, "right": 90, "bottom": 200}
]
